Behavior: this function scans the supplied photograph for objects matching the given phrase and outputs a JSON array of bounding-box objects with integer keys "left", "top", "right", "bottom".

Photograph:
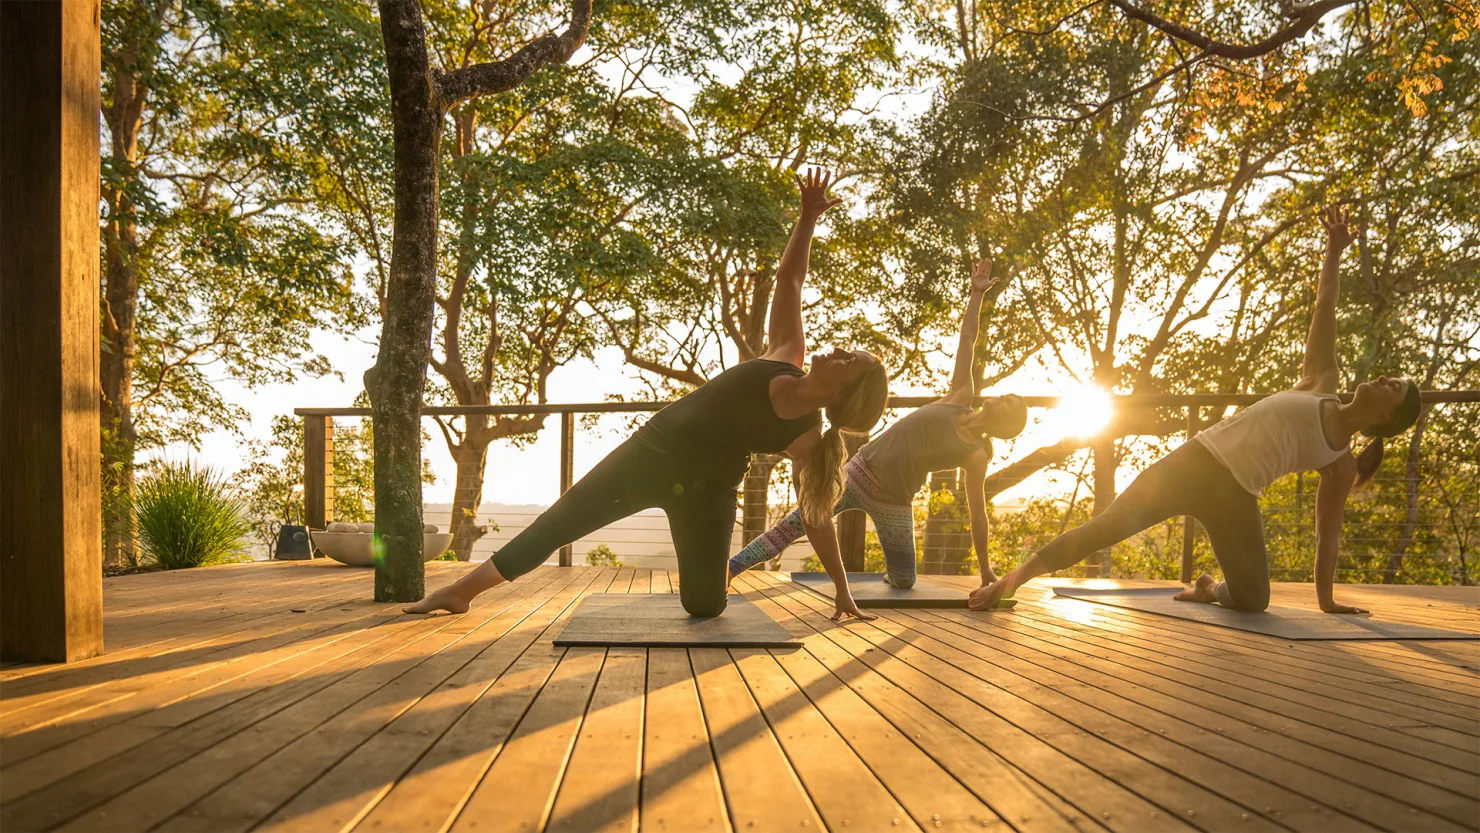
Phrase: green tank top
[
  {"left": 633, "top": 360, "right": 821, "bottom": 488},
  {"left": 857, "top": 402, "right": 984, "bottom": 501}
]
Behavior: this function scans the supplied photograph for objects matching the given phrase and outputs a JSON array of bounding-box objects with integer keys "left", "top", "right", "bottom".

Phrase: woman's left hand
[
  {"left": 796, "top": 167, "right": 844, "bottom": 220},
  {"left": 1320, "top": 601, "right": 1368, "bottom": 614},
  {"left": 832, "top": 594, "right": 878, "bottom": 622}
]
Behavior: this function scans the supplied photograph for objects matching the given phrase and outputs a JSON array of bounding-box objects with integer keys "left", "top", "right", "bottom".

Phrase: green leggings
[{"left": 490, "top": 437, "right": 736, "bottom": 617}]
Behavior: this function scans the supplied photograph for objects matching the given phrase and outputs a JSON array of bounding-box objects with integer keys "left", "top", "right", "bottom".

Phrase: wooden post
[
  {"left": 923, "top": 469, "right": 968, "bottom": 575},
  {"left": 303, "top": 415, "right": 334, "bottom": 529},
  {"left": 1088, "top": 435, "right": 1117, "bottom": 577},
  {"left": 558, "top": 412, "right": 575, "bottom": 567},
  {"left": 1, "top": 0, "right": 105, "bottom": 663},
  {"left": 1180, "top": 406, "right": 1200, "bottom": 583},
  {"left": 835, "top": 434, "right": 868, "bottom": 572}
]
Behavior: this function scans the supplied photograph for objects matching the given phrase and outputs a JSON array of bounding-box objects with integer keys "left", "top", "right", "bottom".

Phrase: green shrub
[
  {"left": 585, "top": 544, "right": 626, "bottom": 568},
  {"left": 134, "top": 462, "right": 251, "bottom": 570}
]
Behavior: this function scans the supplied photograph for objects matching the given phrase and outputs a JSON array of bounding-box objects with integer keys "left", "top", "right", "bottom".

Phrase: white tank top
[{"left": 1194, "top": 390, "right": 1349, "bottom": 495}]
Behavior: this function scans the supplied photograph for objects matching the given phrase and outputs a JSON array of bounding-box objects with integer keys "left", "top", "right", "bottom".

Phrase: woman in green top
[
  {"left": 407, "top": 169, "right": 890, "bottom": 622},
  {"left": 729, "top": 258, "right": 1027, "bottom": 590}
]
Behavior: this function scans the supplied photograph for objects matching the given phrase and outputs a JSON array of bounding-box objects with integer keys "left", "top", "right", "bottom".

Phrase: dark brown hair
[{"left": 1352, "top": 380, "right": 1421, "bottom": 492}]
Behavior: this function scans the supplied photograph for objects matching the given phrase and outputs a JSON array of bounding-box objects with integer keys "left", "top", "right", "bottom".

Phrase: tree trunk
[
  {"left": 1089, "top": 436, "right": 1117, "bottom": 577},
  {"left": 99, "top": 47, "right": 150, "bottom": 569},
  {"left": 448, "top": 429, "right": 491, "bottom": 561},
  {"left": 369, "top": 0, "right": 443, "bottom": 602},
  {"left": 1384, "top": 406, "right": 1427, "bottom": 583},
  {"left": 743, "top": 452, "right": 781, "bottom": 557}
]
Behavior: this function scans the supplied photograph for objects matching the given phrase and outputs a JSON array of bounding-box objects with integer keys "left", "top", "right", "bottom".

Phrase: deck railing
[{"left": 295, "top": 390, "right": 1480, "bottom": 583}]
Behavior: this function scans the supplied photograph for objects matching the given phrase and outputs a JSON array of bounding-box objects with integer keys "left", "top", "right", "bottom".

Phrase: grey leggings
[{"left": 1035, "top": 440, "right": 1271, "bottom": 611}]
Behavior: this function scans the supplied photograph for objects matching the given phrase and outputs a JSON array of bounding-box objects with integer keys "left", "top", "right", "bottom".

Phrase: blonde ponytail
[
  {"left": 794, "top": 360, "right": 890, "bottom": 526},
  {"left": 797, "top": 426, "right": 848, "bottom": 526}
]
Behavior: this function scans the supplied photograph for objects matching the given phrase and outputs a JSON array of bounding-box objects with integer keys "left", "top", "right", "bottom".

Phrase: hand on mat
[
  {"left": 796, "top": 167, "right": 844, "bottom": 220},
  {"left": 968, "top": 579, "right": 1012, "bottom": 611},
  {"left": 1320, "top": 601, "right": 1368, "bottom": 615},
  {"left": 831, "top": 595, "right": 877, "bottom": 622}
]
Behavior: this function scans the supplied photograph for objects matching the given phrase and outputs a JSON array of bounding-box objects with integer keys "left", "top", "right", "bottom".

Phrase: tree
[
  {"left": 368, "top": 0, "right": 592, "bottom": 601},
  {"left": 99, "top": 0, "right": 377, "bottom": 566}
]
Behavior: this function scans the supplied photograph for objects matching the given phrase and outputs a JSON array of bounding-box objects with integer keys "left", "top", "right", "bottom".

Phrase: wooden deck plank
[
  {"left": 152, "top": 569, "right": 605, "bottom": 833},
  {"left": 1014, "top": 586, "right": 1480, "bottom": 711},
  {"left": 651, "top": 570, "right": 672, "bottom": 595},
  {"left": 447, "top": 647, "right": 607, "bottom": 833},
  {"left": 730, "top": 647, "right": 922, "bottom": 833},
  {"left": 920, "top": 607, "right": 1479, "bottom": 830},
  {"left": 991, "top": 597, "right": 1480, "bottom": 775},
  {"left": 746, "top": 575, "right": 1185, "bottom": 833},
  {"left": 875, "top": 609, "right": 1386, "bottom": 833},
  {"left": 545, "top": 647, "right": 647, "bottom": 833},
  {"left": 21, "top": 571, "right": 573, "bottom": 833},
  {"left": 3, "top": 565, "right": 1475, "bottom": 833},
  {"left": 636, "top": 648, "right": 727, "bottom": 833},
  {"left": 348, "top": 568, "right": 613, "bottom": 833},
  {"left": 1001, "top": 588, "right": 1480, "bottom": 742},
  {"left": 688, "top": 646, "right": 824, "bottom": 831}
]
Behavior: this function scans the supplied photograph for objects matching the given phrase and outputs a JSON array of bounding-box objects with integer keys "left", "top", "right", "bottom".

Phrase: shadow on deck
[{"left": 2, "top": 562, "right": 1477, "bottom": 832}]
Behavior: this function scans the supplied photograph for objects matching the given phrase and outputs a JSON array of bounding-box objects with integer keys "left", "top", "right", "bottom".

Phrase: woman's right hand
[{"left": 796, "top": 167, "right": 844, "bottom": 220}]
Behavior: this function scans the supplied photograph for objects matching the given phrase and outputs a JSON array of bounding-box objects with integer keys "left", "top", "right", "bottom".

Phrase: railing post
[
  {"left": 923, "top": 469, "right": 969, "bottom": 575},
  {"left": 1180, "top": 406, "right": 1199, "bottom": 583},
  {"left": 558, "top": 412, "right": 575, "bottom": 567},
  {"left": 303, "top": 415, "right": 333, "bottom": 529}
]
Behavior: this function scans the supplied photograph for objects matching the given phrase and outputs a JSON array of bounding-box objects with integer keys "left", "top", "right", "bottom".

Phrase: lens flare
[{"left": 1048, "top": 384, "right": 1114, "bottom": 440}]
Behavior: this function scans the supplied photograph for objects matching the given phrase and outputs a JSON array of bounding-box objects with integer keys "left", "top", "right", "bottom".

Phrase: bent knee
[
  {"left": 885, "top": 573, "right": 916, "bottom": 589},
  {"left": 682, "top": 594, "right": 728, "bottom": 619},
  {"left": 1220, "top": 584, "right": 1269, "bottom": 612}
]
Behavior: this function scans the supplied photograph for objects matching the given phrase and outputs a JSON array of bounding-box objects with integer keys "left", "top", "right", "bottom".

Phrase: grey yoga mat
[
  {"left": 789, "top": 572, "right": 1015, "bottom": 609},
  {"left": 1051, "top": 586, "right": 1479, "bottom": 640},
  {"left": 553, "top": 594, "right": 798, "bottom": 648}
]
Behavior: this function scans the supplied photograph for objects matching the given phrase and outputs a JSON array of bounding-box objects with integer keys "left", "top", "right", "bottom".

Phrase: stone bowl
[{"left": 312, "top": 532, "right": 455, "bottom": 567}]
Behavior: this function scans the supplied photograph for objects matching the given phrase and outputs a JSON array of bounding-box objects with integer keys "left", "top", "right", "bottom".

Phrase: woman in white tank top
[{"left": 969, "top": 207, "right": 1422, "bottom": 614}]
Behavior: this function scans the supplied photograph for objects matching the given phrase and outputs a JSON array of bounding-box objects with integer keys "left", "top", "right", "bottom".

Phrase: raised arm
[
  {"left": 761, "top": 168, "right": 843, "bottom": 367},
  {"left": 1314, "top": 454, "right": 1366, "bottom": 614},
  {"left": 1296, "top": 207, "right": 1356, "bottom": 393},
  {"left": 943, "top": 258, "right": 998, "bottom": 404},
  {"left": 962, "top": 453, "right": 998, "bottom": 584}
]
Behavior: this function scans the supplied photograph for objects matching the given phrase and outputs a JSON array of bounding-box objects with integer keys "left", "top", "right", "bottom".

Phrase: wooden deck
[{"left": 2, "top": 562, "right": 1477, "bottom": 833}]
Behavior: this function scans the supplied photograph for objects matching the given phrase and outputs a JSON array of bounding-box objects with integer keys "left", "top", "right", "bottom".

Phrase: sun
[{"left": 1047, "top": 384, "right": 1114, "bottom": 440}]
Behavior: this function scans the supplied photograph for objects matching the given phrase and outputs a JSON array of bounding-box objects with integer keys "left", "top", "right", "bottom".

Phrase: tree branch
[
  {"left": 1107, "top": 0, "right": 1354, "bottom": 59},
  {"left": 434, "top": 0, "right": 593, "bottom": 110}
]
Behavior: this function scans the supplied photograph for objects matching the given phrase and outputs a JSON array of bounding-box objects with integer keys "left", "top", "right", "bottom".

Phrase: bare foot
[
  {"left": 968, "top": 576, "right": 1015, "bottom": 611},
  {"left": 1174, "top": 573, "right": 1217, "bottom": 604},
  {"left": 403, "top": 584, "right": 471, "bottom": 615}
]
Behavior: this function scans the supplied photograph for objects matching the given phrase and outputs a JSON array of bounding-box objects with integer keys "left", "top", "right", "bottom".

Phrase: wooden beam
[
  {"left": 558, "top": 412, "right": 574, "bottom": 567},
  {"left": 1, "top": 0, "right": 105, "bottom": 663},
  {"left": 303, "top": 415, "right": 333, "bottom": 529},
  {"left": 1180, "top": 407, "right": 1200, "bottom": 583}
]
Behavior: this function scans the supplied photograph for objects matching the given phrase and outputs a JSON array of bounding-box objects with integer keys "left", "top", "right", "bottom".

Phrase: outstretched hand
[
  {"left": 970, "top": 258, "right": 999, "bottom": 293},
  {"left": 1320, "top": 206, "right": 1358, "bottom": 252},
  {"left": 796, "top": 167, "right": 844, "bottom": 220}
]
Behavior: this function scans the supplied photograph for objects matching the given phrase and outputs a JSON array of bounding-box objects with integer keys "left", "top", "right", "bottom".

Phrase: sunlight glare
[{"left": 1046, "top": 384, "right": 1114, "bottom": 441}]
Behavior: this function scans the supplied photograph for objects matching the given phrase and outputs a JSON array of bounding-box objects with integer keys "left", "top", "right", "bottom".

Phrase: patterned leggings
[{"left": 729, "top": 456, "right": 918, "bottom": 587}]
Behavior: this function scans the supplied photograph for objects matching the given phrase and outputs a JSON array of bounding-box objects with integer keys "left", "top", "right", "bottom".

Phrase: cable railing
[{"left": 295, "top": 390, "right": 1480, "bottom": 585}]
